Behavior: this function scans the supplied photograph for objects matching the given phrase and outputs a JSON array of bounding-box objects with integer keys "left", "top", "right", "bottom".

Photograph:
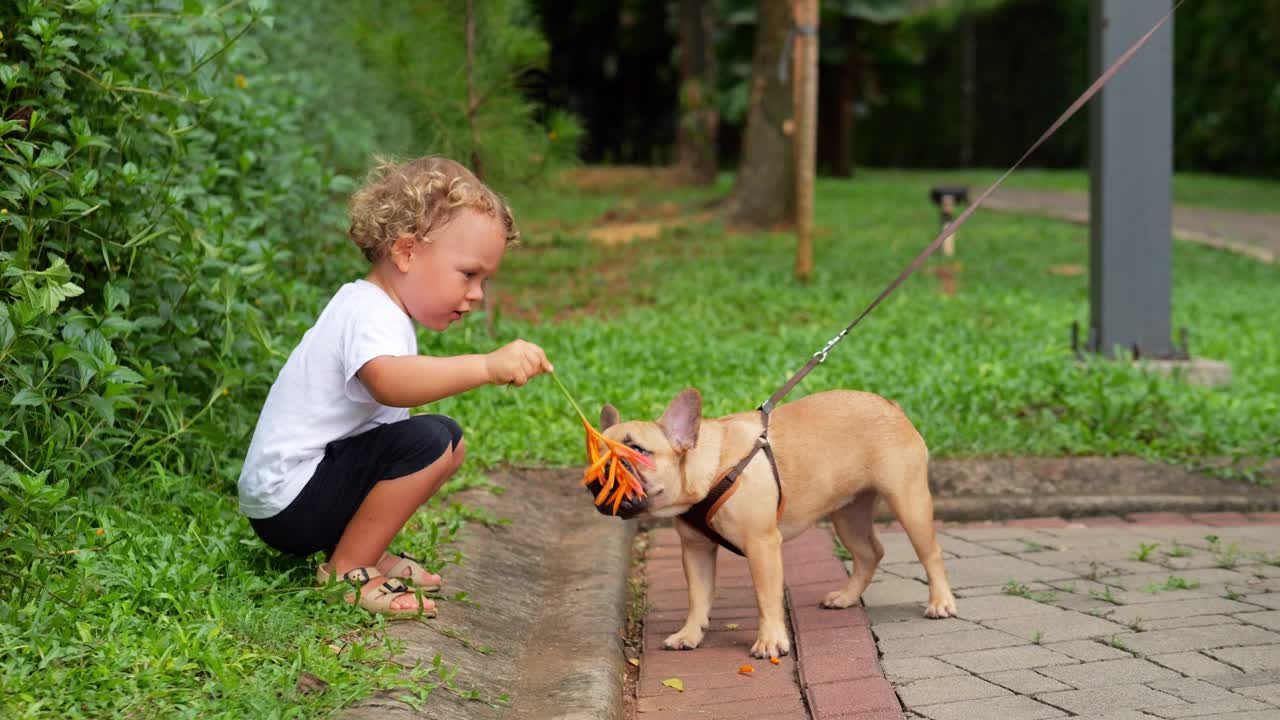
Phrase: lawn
[{"left": 433, "top": 168, "right": 1279, "bottom": 477}]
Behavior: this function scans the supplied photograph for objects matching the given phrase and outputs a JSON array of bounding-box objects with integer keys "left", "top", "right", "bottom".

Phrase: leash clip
[{"left": 812, "top": 331, "right": 846, "bottom": 364}]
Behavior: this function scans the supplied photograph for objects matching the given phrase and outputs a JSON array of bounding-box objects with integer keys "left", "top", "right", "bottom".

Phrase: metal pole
[{"left": 1088, "top": 0, "right": 1175, "bottom": 358}]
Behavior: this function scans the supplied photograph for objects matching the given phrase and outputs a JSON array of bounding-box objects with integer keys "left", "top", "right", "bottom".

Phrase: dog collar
[{"left": 678, "top": 409, "right": 785, "bottom": 557}]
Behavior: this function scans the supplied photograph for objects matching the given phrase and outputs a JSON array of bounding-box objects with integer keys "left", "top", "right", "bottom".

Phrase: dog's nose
[{"left": 583, "top": 461, "right": 647, "bottom": 518}]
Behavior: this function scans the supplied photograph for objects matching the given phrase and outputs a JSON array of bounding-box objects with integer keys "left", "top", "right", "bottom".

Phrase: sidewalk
[
  {"left": 637, "top": 512, "right": 1280, "bottom": 719},
  {"left": 984, "top": 188, "right": 1279, "bottom": 264}
]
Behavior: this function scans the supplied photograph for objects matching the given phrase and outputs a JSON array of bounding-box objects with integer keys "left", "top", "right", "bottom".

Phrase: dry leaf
[
  {"left": 662, "top": 678, "right": 684, "bottom": 692},
  {"left": 296, "top": 671, "right": 328, "bottom": 695},
  {"left": 1049, "top": 264, "right": 1085, "bottom": 276},
  {"left": 628, "top": 658, "right": 640, "bottom": 667}
]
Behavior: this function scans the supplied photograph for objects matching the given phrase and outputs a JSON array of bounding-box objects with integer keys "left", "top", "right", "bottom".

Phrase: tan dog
[{"left": 596, "top": 388, "right": 957, "bottom": 658}]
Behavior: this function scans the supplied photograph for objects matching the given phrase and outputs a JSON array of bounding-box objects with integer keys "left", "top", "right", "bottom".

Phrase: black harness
[{"left": 678, "top": 409, "right": 784, "bottom": 556}]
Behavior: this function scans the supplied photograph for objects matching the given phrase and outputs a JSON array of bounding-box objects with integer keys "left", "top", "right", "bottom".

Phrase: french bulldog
[{"left": 588, "top": 388, "right": 957, "bottom": 658}]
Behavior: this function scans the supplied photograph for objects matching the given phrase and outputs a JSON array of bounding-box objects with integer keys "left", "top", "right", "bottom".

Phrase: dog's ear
[
  {"left": 658, "top": 388, "right": 702, "bottom": 452},
  {"left": 600, "top": 404, "right": 621, "bottom": 430}
]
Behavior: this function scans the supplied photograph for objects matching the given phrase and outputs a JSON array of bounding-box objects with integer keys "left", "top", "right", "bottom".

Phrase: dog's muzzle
[{"left": 584, "top": 458, "right": 648, "bottom": 519}]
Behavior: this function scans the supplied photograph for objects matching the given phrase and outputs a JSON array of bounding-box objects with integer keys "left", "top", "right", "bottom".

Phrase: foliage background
[{"left": 530, "top": 0, "right": 1280, "bottom": 176}]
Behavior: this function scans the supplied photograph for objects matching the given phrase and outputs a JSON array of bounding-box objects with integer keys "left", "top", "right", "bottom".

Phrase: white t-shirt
[{"left": 238, "top": 280, "right": 417, "bottom": 519}]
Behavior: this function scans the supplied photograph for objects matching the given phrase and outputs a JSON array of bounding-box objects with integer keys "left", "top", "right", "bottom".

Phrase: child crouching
[{"left": 238, "top": 156, "right": 552, "bottom": 616}]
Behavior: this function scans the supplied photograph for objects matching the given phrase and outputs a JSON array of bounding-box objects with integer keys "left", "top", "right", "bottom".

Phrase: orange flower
[
  {"left": 579, "top": 417, "right": 654, "bottom": 513},
  {"left": 551, "top": 373, "right": 655, "bottom": 516}
]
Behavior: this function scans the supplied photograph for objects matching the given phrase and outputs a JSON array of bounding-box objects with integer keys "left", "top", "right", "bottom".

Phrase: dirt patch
[
  {"left": 918, "top": 456, "right": 1280, "bottom": 522},
  {"left": 563, "top": 165, "right": 695, "bottom": 194}
]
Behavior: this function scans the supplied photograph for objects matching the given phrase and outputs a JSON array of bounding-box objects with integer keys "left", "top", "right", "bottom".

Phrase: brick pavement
[{"left": 636, "top": 512, "right": 1280, "bottom": 719}]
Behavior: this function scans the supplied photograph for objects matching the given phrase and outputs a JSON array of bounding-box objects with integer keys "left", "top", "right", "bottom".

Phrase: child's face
[{"left": 387, "top": 209, "right": 506, "bottom": 331}]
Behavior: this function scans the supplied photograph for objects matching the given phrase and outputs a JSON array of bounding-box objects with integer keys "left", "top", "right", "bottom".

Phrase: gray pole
[{"left": 1088, "top": 0, "right": 1175, "bottom": 358}]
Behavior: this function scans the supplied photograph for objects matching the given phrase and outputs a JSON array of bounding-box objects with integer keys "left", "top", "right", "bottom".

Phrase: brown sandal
[
  {"left": 380, "top": 551, "right": 442, "bottom": 591},
  {"left": 316, "top": 565, "right": 436, "bottom": 618}
]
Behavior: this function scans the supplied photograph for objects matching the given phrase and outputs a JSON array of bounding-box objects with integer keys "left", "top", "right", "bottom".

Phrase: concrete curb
[
  {"left": 509, "top": 470, "right": 635, "bottom": 720},
  {"left": 341, "top": 468, "right": 633, "bottom": 720}
]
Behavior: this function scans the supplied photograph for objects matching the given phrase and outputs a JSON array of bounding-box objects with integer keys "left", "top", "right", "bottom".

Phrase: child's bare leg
[{"left": 330, "top": 439, "right": 465, "bottom": 611}]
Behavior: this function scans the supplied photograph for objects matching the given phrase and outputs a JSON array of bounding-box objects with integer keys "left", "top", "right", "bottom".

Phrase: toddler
[{"left": 239, "top": 156, "right": 552, "bottom": 616}]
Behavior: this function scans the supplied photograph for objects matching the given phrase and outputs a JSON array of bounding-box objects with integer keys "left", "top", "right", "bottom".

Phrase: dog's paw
[
  {"left": 749, "top": 628, "right": 791, "bottom": 659},
  {"left": 924, "top": 589, "right": 958, "bottom": 619},
  {"left": 820, "top": 589, "right": 861, "bottom": 609},
  {"left": 663, "top": 628, "right": 704, "bottom": 651}
]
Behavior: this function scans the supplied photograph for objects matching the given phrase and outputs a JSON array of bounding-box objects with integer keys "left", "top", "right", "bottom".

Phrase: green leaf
[
  {"left": 86, "top": 393, "right": 115, "bottom": 425},
  {"left": 10, "top": 388, "right": 43, "bottom": 406},
  {"left": 104, "top": 282, "right": 129, "bottom": 312},
  {"left": 106, "top": 367, "right": 144, "bottom": 385}
]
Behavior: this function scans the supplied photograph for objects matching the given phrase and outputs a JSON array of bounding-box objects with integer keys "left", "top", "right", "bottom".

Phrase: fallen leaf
[
  {"left": 738, "top": 665, "right": 754, "bottom": 674},
  {"left": 662, "top": 678, "right": 684, "bottom": 692},
  {"left": 724, "top": 623, "right": 739, "bottom": 630},
  {"left": 296, "top": 671, "right": 328, "bottom": 695},
  {"left": 1049, "top": 264, "right": 1085, "bottom": 276},
  {"left": 628, "top": 658, "right": 640, "bottom": 667}
]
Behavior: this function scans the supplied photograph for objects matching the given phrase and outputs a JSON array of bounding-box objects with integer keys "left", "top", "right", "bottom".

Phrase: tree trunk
[
  {"left": 676, "top": 0, "right": 720, "bottom": 184},
  {"left": 724, "top": 0, "right": 795, "bottom": 228},
  {"left": 465, "top": 0, "right": 483, "bottom": 180},
  {"left": 832, "top": 15, "right": 859, "bottom": 178}
]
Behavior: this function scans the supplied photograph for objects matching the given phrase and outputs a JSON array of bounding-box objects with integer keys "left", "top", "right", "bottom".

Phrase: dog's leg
[
  {"left": 822, "top": 491, "right": 884, "bottom": 609},
  {"left": 880, "top": 467, "right": 958, "bottom": 618},
  {"left": 745, "top": 529, "right": 790, "bottom": 658},
  {"left": 663, "top": 523, "right": 717, "bottom": 651}
]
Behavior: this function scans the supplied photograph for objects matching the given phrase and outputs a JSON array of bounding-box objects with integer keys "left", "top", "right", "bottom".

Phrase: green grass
[
  {"left": 434, "top": 170, "right": 1280, "bottom": 479},
  {"left": 922, "top": 167, "right": 1280, "bottom": 214},
  {"left": 2, "top": 458, "right": 507, "bottom": 718}
]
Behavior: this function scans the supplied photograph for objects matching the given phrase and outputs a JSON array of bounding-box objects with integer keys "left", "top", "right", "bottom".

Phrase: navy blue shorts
[{"left": 250, "top": 414, "right": 462, "bottom": 556}]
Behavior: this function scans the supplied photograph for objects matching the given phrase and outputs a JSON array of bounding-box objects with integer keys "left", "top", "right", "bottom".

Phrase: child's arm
[{"left": 358, "top": 339, "right": 553, "bottom": 408}]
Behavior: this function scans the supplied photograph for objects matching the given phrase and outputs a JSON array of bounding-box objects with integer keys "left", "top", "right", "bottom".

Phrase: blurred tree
[
  {"left": 724, "top": 0, "right": 796, "bottom": 228},
  {"left": 529, "top": 0, "right": 678, "bottom": 164},
  {"left": 677, "top": 0, "right": 721, "bottom": 183},
  {"left": 822, "top": 0, "right": 915, "bottom": 177}
]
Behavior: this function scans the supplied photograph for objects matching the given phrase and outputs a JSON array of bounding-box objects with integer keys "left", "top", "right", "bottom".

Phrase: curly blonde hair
[{"left": 347, "top": 155, "right": 518, "bottom": 262}]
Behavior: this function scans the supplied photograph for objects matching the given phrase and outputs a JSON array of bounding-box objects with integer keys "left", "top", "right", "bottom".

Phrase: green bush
[{"left": 0, "top": 0, "right": 575, "bottom": 714}]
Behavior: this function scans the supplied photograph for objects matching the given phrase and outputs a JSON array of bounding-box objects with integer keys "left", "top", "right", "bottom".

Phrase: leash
[{"left": 680, "top": 2, "right": 1182, "bottom": 555}]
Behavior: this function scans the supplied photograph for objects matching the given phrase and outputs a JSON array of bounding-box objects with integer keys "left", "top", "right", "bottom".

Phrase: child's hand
[{"left": 484, "top": 340, "right": 554, "bottom": 386}]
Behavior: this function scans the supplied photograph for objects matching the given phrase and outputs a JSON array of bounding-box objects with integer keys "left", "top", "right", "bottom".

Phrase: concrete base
[{"left": 1135, "top": 357, "right": 1232, "bottom": 387}]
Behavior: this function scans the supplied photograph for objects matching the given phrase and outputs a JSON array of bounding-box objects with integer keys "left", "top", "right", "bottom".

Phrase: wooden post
[
  {"left": 792, "top": 0, "right": 818, "bottom": 282},
  {"left": 941, "top": 194, "right": 956, "bottom": 256}
]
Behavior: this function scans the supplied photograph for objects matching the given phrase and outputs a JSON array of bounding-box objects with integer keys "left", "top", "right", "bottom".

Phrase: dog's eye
[{"left": 625, "top": 442, "right": 651, "bottom": 456}]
